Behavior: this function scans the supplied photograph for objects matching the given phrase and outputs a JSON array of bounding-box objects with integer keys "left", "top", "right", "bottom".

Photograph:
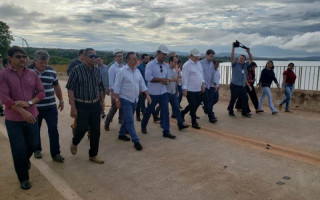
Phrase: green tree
[{"left": 0, "top": 21, "right": 14, "bottom": 58}]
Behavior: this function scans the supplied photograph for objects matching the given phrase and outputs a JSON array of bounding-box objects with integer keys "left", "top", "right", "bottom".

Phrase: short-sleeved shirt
[
  {"left": 166, "top": 67, "right": 179, "bottom": 94},
  {"left": 136, "top": 62, "right": 147, "bottom": 85},
  {"left": 67, "top": 58, "right": 82, "bottom": 76},
  {"left": 145, "top": 59, "right": 170, "bottom": 95},
  {"left": 29, "top": 64, "right": 58, "bottom": 109},
  {"left": 98, "top": 64, "right": 109, "bottom": 88},
  {"left": 66, "top": 64, "right": 104, "bottom": 101},
  {"left": 283, "top": 69, "right": 296, "bottom": 84},
  {"left": 231, "top": 61, "right": 249, "bottom": 87}
]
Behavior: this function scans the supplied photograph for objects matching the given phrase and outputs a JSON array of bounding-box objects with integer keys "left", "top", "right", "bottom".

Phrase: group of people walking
[{"left": 0, "top": 44, "right": 296, "bottom": 190}]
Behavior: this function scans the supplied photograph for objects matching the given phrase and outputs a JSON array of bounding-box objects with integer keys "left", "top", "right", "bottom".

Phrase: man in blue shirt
[
  {"left": 67, "top": 49, "right": 84, "bottom": 76},
  {"left": 114, "top": 52, "right": 151, "bottom": 151},
  {"left": 200, "top": 49, "right": 218, "bottom": 123},
  {"left": 227, "top": 43, "right": 253, "bottom": 117},
  {"left": 141, "top": 45, "right": 176, "bottom": 139},
  {"left": 136, "top": 54, "right": 149, "bottom": 121}
]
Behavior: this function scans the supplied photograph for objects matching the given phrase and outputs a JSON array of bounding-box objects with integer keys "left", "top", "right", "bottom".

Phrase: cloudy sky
[{"left": 1, "top": 0, "right": 320, "bottom": 57}]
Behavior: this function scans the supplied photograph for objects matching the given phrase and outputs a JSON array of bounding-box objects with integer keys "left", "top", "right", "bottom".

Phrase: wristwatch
[{"left": 28, "top": 100, "right": 33, "bottom": 106}]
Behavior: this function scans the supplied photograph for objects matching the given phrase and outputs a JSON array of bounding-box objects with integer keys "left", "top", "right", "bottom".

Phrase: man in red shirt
[{"left": 0, "top": 46, "right": 45, "bottom": 190}]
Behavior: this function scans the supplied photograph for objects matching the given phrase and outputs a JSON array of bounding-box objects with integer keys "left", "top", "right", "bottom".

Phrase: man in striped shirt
[
  {"left": 66, "top": 48, "right": 105, "bottom": 164},
  {"left": 29, "top": 50, "right": 65, "bottom": 162}
]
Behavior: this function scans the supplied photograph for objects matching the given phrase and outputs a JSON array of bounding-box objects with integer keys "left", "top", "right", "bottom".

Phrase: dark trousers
[
  {"left": 201, "top": 88, "right": 215, "bottom": 119},
  {"left": 73, "top": 101, "right": 101, "bottom": 157},
  {"left": 36, "top": 106, "right": 61, "bottom": 158},
  {"left": 167, "top": 93, "right": 184, "bottom": 127},
  {"left": 211, "top": 87, "right": 219, "bottom": 106},
  {"left": 5, "top": 119, "right": 39, "bottom": 182},
  {"left": 141, "top": 93, "right": 170, "bottom": 134},
  {"left": 136, "top": 93, "right": 146, "bottom": 117},
  {"left": 235, "top": 85, "right": 259, "bottom": 111},
  {"left": 177, "top": 85, "right": 183, "bottom": 105},
  {"left": 227, "top": 83, "right": 249, "bottom": 114},
  {"left": 182, "top": 91, "right": 201, "bottom": 124}
]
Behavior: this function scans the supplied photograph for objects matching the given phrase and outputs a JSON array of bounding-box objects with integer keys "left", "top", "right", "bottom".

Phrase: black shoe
[
  {"left": 34, "top": 151, "right": 42, "bottom": 159},
  {"left": 196, "top": 116, "right": 200, "bottom": 119},
  {"left": 101, "top": 112, "right": 106, "bottom": 119},
  {"left": 136, "top": 115, "right": 141, "bottom": 121},
  {"left": 209, "top": 118, "right": 218, "bottom": 123},
  {"left": 53, "top": 154, "right": 65, "bottom": 162},
  {"left": 202, "top": 106, "right": 207, "bottom": 114},
  {"left": 178, "top": 124, "right": 189, "bottom": 130},
  {"left": 242, "top": 113, "right": 251, "bottom": 118},
  {"left": 153, "top": 116, "right": 161, "bottom": 123},
  {"left": 181, "top": 111, "right": 185, "bottom": 122},
  {"left": 134, "top": 142, "right": 143, "bottom": 151},
  {"left": 171, "top": 115, "right": 176, "bottom": 119},
  {"left": 192, "top": 123, "right": 201, "bottom": 129},
  {"left": 20, "top": 180, "right": 31, "bottom": 190},
  {"left": 163, "top": 133, "right": 176, "bottom": 139},
  {"left": 229, "top": 112, "right": 235, "bottom": 117},
  {"left": 118, "top": 135, "right": 131, "bottom": 141},
  {"left": 141, "top": 127, "right": 147, "bottom": 134}
]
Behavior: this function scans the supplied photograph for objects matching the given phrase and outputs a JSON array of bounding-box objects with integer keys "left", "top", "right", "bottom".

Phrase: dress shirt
[
  {"left": 0, "top": 67, "right": 45, "bottom": 121},
  {"left": 98, "top": 64, "right": 109, "bottom": 88},
  {"left": 113, "top": 65, "right": 147, "bottom": 103},
  {"left": 67, "top": 58, "right": 82, "bottom": 76},
  {"left": 108, "top": 61, "right": 123, "bottom": 90},
  {"left": 166, "top": 67, "right": 178, "bottom": 94},
  {"left": 211, "top": 68, "right": 220, "bottom": 88},
  {"left": 136, "top": 62, "right": 147, "bottom": 85},
  {"left": 181, "top": 59, "right": 204, "bottom": 92},
  {"left": 231, "top": 61, "right": 249, "bottom": 87},
  {"left": 200, "top": 59, "right": 214, "bottom": 89},
  {"left": 145, "top": 58, "right": 170, "bottom": 95}
]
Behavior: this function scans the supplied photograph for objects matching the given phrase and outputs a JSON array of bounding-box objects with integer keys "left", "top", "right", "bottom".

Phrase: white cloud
[{"left": 282, "top": 32, "right": 320, "bottom": 52}]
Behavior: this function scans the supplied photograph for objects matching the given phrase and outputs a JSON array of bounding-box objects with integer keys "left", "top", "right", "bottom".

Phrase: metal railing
[{"left": 219, "top": 66, "right": 320, "bottom": 91}]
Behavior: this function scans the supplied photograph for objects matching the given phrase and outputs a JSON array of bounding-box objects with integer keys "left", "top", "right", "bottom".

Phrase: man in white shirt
[
  {"left": 181, "top": 48, "right": 205, "bottom": 129},
  {"left": 104, "top": 48, "right": 124, "bottom": 131},
  {"left": 114, "top": 52, "right": 151, "bottom": 151}
]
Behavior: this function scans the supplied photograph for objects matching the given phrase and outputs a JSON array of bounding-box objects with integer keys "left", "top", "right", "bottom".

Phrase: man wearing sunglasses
[
  {"left": 66, "top": 48, "right": 105, "bottom": 164},
  {"left": 141, "top": 45, "right": 176, "bottom": 139},
  {"left": 0, "top": 46, "right": 45, "bottom": 190}
]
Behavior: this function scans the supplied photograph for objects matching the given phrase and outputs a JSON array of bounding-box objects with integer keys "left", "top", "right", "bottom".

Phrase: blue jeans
[
  {"left": 5, "top": 119, "right": 39, "bottom": 182},
  {"left": 279, "top": 84, "right": 294, "bottom": 111},
  {"left": 141, "top": 93, "right": 170, "bottom": 134},
  {"left": 167, "top": 93, "right": 184, "bottom": 127},
  {"left": 36, "top": 106, "right": 61, "bottom": 158},
  {"left": 259, "top": 87, "right": 277, "bottom": 112},
  {"left": 119, "top": 98, "right": 139, "bottom": 143},
  {"left": 202, "top": 88, "right": 215, "bottom": 119}
]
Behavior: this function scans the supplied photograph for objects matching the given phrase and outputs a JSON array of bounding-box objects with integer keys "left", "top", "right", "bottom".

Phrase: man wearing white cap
[
  {"left": 104, "top": 48, "right": 124, "bottom": 131},
  {"left": 181, "top": 48, "right": 205, "bottom": 129},
  {"left": 141, "top": 45, "right": 176, "bottom": 139}
]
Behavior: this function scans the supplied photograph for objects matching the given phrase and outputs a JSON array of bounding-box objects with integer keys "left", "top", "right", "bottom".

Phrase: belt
[{"left": 75, "top": 98, "right": 99, "bottom": 103}]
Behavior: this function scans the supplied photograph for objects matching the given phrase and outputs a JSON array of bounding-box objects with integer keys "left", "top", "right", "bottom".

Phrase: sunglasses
[
  {"left": 88, "top": 54, "right": 98, "bottom": 59},
  {"left": 14, "top": 55, "right": 27, "bottom": 59},
  {"left": 160, "top": 65, "right": 163, "bottom": 73}
]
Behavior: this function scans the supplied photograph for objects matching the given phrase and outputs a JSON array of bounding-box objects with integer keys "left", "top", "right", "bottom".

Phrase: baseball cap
[
  {"left": 157, "top": 45, "right": 169, "bottom": 54},
  {"left": 113, "top": 48, "right": 123, "bottom": 55},
  {"left": 190, "top": 48, "right": 201, "bottom": 57}
]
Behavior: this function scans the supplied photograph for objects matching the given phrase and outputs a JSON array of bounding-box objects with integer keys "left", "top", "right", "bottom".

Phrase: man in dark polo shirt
[
  {"left": 67, "top": 49, "right": 85, "bottom": 76},
  {"left": 66, "top": 48, "right": 105, "bottom": 164},
  {"left": 29, "top": 50, "right": 65, "bottom": 162}
]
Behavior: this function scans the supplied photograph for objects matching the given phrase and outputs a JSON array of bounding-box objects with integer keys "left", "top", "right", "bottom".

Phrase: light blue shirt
[
  {"left": 108, "top": 61, "right": 123, "bottom": 90},
  {"left": 166, "top": 67, "right": 178, "bottom": 94},
  {"left": 113, "top": 65, "right": 147, "bottom": 103},
  {"left": 145, "top": 58, "right": 170, "bottom": 95},
  {"left": 98, "top": 64, "right": 109, "bottom": 88},
  {"left": 211, "top": 68, "right": 220, "bottom": 88},
  {"left": 200, "top": 58, "right": 214, "bottom": 89}
]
